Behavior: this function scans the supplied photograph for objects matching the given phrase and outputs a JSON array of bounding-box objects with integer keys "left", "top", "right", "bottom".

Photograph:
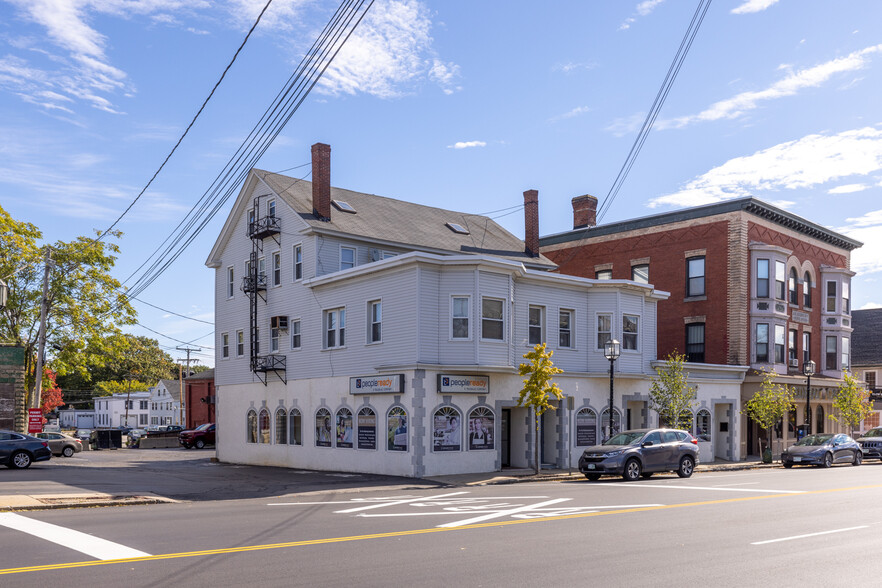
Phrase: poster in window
[
  {"left": 433, "top": 409, "right": 461, "bottom": 452},
  {"left": 357, "top": 410, "right": 376, "bottom": 450},
  {"left": 575, "top": 409, "right": 597, "bottom": 447},
  {"left": 336, "top": 410, "right": 353, "bottom": 448},
  {"left": 387, "top": 410, "right": 407, "bottom": 452},
  {"left": 315, "top": 411, "right": 332, "bottom": 447},
  {"left": 468, "top": 414, "right": 494, "bottom": 450}
]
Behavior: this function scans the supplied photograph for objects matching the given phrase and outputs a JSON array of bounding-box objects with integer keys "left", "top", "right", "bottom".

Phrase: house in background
[
  {"left": 148, "top": 379, "right": 182, "bottom": 426},
  {"left": 206, "top": 143, "right": 745, "bottom": 477},
  {"left": 58, "top": 409, "right": 95, "bottom": 429},
  {"left": 541, "top": 195, "right": 863, "bottom": 457},
  {"left": 185, "top": 369, "right": 215, "bottom": 429},
  {"left": 93, "top": 390, "right": 151, "bottom": 428},
  {"left": 852, "top": 308, "right": 882, "bottom": 429}
]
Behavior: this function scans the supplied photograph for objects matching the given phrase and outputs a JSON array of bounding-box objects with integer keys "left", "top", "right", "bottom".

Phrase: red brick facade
[{"left": 185, "top": 371, "right": 215, "bottom": 430}]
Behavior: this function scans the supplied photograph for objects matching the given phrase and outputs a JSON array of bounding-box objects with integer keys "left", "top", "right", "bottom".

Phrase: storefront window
[
  {"left": 275, "top": 408, "right": 287, "bottom": 444},
  {"left": 336, "top": 408, "right": 353, "bottom": 448},
  {"left": 315, "top": 408, "right": 332, "bottom": 447},
  {"left": 259, "top": 409, "right": 270, "bottom": 444},
  {"left": 246, "top": 409, "right": 257, "bottom": 444},
  {"left": 289, "top": 409, "right": 302, "bottom": 445},
  {"left": 357, "top": 407, "right": 377, "bottom": 450},
  {"left": 433, "top": 406, "right": 461, "bottom": 452},
  {"left": 468, "top": 407, "right": 494, "bottom": 450},
  {"left": 695, "top": 409, "right": 711, "bottom": 442},
  {"left": 387, "top": 407, "right": 408, "bottom": 452},
  {"left": 575, "top": 408, "right": 597, "bottom": 447}
]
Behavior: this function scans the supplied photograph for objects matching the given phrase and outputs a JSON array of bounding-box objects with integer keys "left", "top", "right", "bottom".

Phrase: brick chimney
[
  {"left": 572, "top": 194, "right": 597, "bottom": 229},
  {"left": 523, "top": 189, "right": 539, "bottom": 258},
  {"left": 311, "top": 142, "right": 331, "bottom": 221}
]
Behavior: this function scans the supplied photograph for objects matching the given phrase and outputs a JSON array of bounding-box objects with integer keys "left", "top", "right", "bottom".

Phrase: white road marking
[
  {"left": 0, "top": 513, "right": 151, "bottom": 561},
  {"left": 751, "top": 526, "right": 868, "bottom": 545},
  {"left": 355, "top": 504, "right": 664, "bottom": 518},
  {"left": 606, "top": 483, "right": 804, "bottom": 493},
  {"left": 436, "top": 498, "right": 570, "bottom": 528},
  {"left": 334, "top": 491, "right": 470, "bottom": 513},
  {"left": 714, "top": 482, "right": 759, "bottom": 487}
]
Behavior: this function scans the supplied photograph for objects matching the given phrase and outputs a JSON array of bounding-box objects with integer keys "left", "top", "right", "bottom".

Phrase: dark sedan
[
  {"left": 0, "top": 430, "right": 52, "bottom": 469},
  {"left": 578, "top": 428, "right": 699, "bottom": 481},
  {"left": 781, "top": 433, "right": 862, "bottom": 468},
  {"left": 856, "top": 427, "right": 882, "bottom": 460}
]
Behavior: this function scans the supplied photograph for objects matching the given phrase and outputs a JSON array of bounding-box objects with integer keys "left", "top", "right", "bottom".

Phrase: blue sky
[{"left": 2, "top": 0, "right": 881, "bottom": 368}]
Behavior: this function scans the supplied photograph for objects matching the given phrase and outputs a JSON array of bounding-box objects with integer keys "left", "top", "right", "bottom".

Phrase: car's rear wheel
[
  {"left": 822, "top": 452, "right": 833, "bottom": 468},
  {"left": 195, "top": 439, "right": 205, "bottom": 449},
  {"left": 622, "top": 458, "right": 642, "bottom": 481},
  {"left": 9, "top": 451, "right": 32, "bottom": 469},
  {"left": 584, "top": 473, "right": 601, "bottom": 481},
  {"left": 853, "top": 451, "right": 863, "bottom": 466},
  {"left": 62, "top": 446, "right": 75, "bottom": 458},
  {"left": 677, "top": 456, "right": 695, "bottom": 478}
]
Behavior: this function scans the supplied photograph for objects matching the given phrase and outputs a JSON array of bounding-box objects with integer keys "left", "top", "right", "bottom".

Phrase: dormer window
[
  {"left": 332, "top": 200, "right": 356, "bottom": 213},
  {"left": 446, "top": 222, "right": 469, "bottom": 235}
]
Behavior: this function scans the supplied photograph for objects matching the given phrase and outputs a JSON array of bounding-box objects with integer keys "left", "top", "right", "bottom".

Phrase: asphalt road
[{"left": 2, "top": 457, "right": 881, "bottom": 586}]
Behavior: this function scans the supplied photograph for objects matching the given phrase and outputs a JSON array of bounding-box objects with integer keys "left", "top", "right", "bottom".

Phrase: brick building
[
  {"left": 184, "top": 369, "right": 215, "bottom": 430},
  {"left": 0, "top": 346, "right": 26, "bottom": 432},
  {"left": 540, "top": 196, "right": 863, "bottom": 458}
]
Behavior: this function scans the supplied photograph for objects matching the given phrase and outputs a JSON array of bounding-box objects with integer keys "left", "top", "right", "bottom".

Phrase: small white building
[
  {"left": 58, "top": 409, "right": 95, "bottom": 429},
  {"left": 93, "top": 391, "right": 151, "bottom": 428},
  {"left": 149, "top": 379, "right": 183, "bottom": 426},
  {"left": 207, "top": 143, "right": 745, "bottom": 477}
]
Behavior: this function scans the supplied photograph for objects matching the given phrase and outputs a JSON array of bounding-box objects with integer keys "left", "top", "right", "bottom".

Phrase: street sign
[{"left": 28, "top": 408, "right": 43, "bottom": 434}]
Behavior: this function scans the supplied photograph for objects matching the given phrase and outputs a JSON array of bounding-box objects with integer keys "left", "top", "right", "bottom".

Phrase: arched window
[
  {"left": 387, "top": 407, "right": 407, "bottom": 452},
  {"left": 600, "top": 408, "right": 621, "bottom": 441},
  {"left": 259, "top": 409, "right": 271, "bottom": 444},
  {"left": 246, "top": 409, "right": 257, "bottom": 444},
  {"left": 315, "top": 408, "right": 331, "bottom": 447},
  {"left": 289, "top": 409, "right": 302, "bottom": 445},
  {"left": 468, "top": 407, "right": 494, "bottom": 450},
  {"left": 816, "top": 405, "right": 824, "bottom": 434},
  {"left": 789, "top": 268, "right": 798, "bottom": 305},
  {"left": 336, "top": 408, "right": 353, "bottom": 448},
  {"left": 357, "top": 407, "right": 377, "bottom": 450},
  {"left": 575, "top": 408, "right": 598, "bottom": 447},
  {"left": 803, "top": 272, "right": 812, "bottom": 308},
  {"left": 433, "top": 406, "right": 461, "bottom": 452},
  {"left": 695, "top": 409, "right": 711, "bottom": 442},
  {"left": 275, "top": 408, "right": 287, "bottom": 444}
]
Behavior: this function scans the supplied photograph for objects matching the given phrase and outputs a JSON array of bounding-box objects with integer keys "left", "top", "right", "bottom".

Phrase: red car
[{"left": 180, "top": 423, "right": 215, "bottom": 449}]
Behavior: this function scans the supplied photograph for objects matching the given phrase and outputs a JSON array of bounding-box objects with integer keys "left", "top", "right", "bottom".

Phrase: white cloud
[
  {"left": 650, "top": 127, "right": 882, "bottom": 208},
  {"left": 619, "top": 0, "right": 664, "bottom": 30},
  {"left": 604, "top": 112, "right": 646, "bottom": 137},
  {"left": 828, "top": 183, "right": 871, "bottom": 194},
  {"left": 660, "top": 44, "right": 882, "bottom": 129},
  {"left": 767, "top": 200, "right": 795, "bottom": 210},
  {"left": 549, "top": 106, "right": 591, "bottom": 123},
  {"left": 840, "top": 213, "right": 882, "bottom": 276},
  {"left": 447, "top": 141, "right": 486, "bottom": 150},
  {"left": 859, "top": 302, "right": 882, "bottom": 310},
  {"left": 731, "top": 0, "right": 781, "bottom": 15},
  {"left": 318, "top": 0, "right": 459, "bottom": 99},
  {"left": 552, "top": 62, "right": 596, "bottom": 74}
]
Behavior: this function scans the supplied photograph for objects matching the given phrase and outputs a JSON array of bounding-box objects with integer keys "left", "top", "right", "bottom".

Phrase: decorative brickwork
[
  {"left": 727, "top": 216, "right": 749, "bottom": 365},
  {"left": 0, "top": 346, "right": 26, "bottom": 432}
]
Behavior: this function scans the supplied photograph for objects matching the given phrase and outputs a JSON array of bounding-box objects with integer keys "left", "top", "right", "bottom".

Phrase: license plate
[
  {"left": 586, "top": 464, "right": 595, "bottom": 470},
  {"left": 793, "top": 457, "right": 802, "bottom": 462}
]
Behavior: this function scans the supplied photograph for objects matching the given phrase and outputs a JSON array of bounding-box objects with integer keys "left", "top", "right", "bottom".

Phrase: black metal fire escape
[{"left": 242, "top": 195, "right": 286, "bottom": 385}]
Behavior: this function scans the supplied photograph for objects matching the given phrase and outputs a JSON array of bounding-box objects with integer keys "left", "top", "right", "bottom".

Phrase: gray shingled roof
[
  {"left": 255, "top": 170, "right": 557, "bottom": 269},
  {"left": 852, "top": 309, "right": 882, "bottom": 366},
  {"left": 159, "top": 379, "right": 181, "bottom": 403},
  {"left": 185, "top": 368, "right": 214, "bottom": 381}
]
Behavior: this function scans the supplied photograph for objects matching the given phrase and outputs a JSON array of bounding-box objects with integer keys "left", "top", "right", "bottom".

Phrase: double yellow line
[{"left": 3, "top": 483, "right": 880, "bottom": 576}]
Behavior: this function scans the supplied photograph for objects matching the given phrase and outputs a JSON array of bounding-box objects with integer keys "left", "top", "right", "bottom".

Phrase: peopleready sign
[
  {"left": 437, "top": 374, "right": 490, "bottom": 394},
  {"left": 350, "top": 374, "right": 404, "bottom": 395}
]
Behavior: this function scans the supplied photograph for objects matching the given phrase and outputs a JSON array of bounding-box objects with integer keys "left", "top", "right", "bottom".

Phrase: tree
[
  {"left": 93, "top": 379, "right": 152, "bottom": 396},
  {"left": 517, "top": 343, "right": 564, "bottom": 475},
  {"left": 55, "top": 334, "right": 176, "bottom": 391},
  {"left": 742, "top": 370, "right": 795, "bottom": 462},
  {"left": 0, "top": 205, "right": 137, "bottom": 406},
  {"left": 830, "top": 371, "right": 873, "bottom": 435},
  {"left": 39, "top": 368, "right": 64, "bottom": 418},
  {"left": 649, "top": 352, "right": 698, "bottom": 430}
]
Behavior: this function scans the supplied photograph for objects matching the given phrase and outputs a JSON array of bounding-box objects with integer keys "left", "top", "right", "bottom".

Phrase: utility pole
[
  {"left": 31, "top": 247, "right": 53, "bottom": 410},
  {"left": 177, "top": 345, "right": 201, "bottom": 430},
  {"left": 123, "top": 373, "right": 135, "bottom": 428}
]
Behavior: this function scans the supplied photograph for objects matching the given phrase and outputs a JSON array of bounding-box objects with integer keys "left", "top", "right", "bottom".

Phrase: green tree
[
  {"left": 56, "top": 334, "right": 177, "bottom": 391},
  {"left": 517, "top": 343, "right": 564, "bottom": 475},
  {"left": 742, "top": 370, "right": 795, "bottom": 462},
  {"left": 830, "top": 371, "right": 873, "bottom": 435},
  {"left": 0, "top": 205, "right": 137, "bottom": 406},
  {"left": 93, "top": 379, "right": 152, "bottom": 396},
  {"left": 649, "top": 352, "right": 698, "bottom": 430}
]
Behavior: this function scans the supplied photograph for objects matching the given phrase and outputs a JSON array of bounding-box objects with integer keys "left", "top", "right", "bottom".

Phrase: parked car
[
  {"left": 578, "top": 428, "right": 699, "bottom": 481},
  {"left": 0, "top": 430, "right": 52, "bottom": 469},
  {"left": 126, "top": 429, "right": 149, "bottom": 447},
  {"left": 781, "top": 433, "right": 862, "bottom": 468},
  {"left": 180, "top": 423, "right": 216, "bottom": 449},
  {"left": 856, "top": 427, "right": 882, "bottom": 460},
  {"left": 35, "top": 432, "right": 83, "bottom": 457},
  {"left": 165, "top": 425, "right": 183, "bottom": 432},
  {"left": 74, "top": 429, "right": 93, "bottom": 443}
]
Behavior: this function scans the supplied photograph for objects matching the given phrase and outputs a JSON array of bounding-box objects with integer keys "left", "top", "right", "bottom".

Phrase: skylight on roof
[
  {"left": 332, "top": 200, "right": 357, "bottom": 213},
  {"left": 446, "top": 222, "right": 469, "bottom": 235}
]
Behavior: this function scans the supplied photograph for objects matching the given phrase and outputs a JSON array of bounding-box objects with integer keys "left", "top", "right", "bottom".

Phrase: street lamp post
[
  {"left": 604, "top": 339, "right": 621, "bottom": 441},
  {"left": 803, "top": 360, "right": 815, "bottom": 436}
]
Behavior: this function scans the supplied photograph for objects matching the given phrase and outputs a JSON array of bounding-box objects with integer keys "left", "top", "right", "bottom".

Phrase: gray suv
[
  {"left": 579, "top": 428, "right": 700, "bottom": 481},
  {"left": 856, "top": 427, "right": 882, "bottom": 460}
]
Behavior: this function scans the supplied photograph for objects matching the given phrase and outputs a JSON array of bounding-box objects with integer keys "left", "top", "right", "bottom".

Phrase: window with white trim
[
  {"left": 842, "top": 337, "right": 850, "bottom": 371},
  {"left": 368, "top": 300, "right": 382, "bottom": 343},
  {"left": 227, "top": 266, "right": 235, "bottom": 298},
  {"left": 481, "top": 298, "right": 504, "bottom": 340},
  {"left": 631, "top": 264, "right": 649, "bottom": 284},
  {"left": 789, "top": 268, "right": 798, "bottom": 305},
  {"left": 803, "top": 272, "right": 812, "bottom": 308},
  {"left": 325, "top": 308, "right": 345, "bottom": 348},
  {"left": 267, "top": 199, "right": 276, "bottom": 218},
  {"left": 275, "top": 408, "right": 287, "bottom": 444},
  {"left": 597, "top": 314, "right": 612, "bottom": 349},
  {"left": 246, "top": 409, "right": 257, "bottom": 443},
  {"left": 843, "top": 282, "right": 850, "bottom": 315},
  {"left": 291, "top": 319, "right": 301, "bottom": 349},
  {"left": 826, "top": 281, "right": 837, "bottom": 312},
  {"left": 756, "top": 324, "right": 769, "bottom": 362},
  {"left": 559, "top": 310, "right": 573, "bottom": 348},
  {"left": 775, "top": 261, "right": 786, "bottom": 300},
  {"left": 340, "top": 246, "right": 355, "bottom": 270},
  {"left": 272, "top": 251, "right": 281, "bottom": 286},
  {"left": 686, "top": 256, "right": 705, "bottom": 297},
  {"left": 452, "top": 296, "right": 470, "bottom": 339},
  {"left": 270, "top": 323, "right": 280, "bottom": 353},
  {"left": 803, "top": 332, "right": 810, "bottom": 365},
  {"left": 774, "top": 324, "right": 785, "bottom": 364},
  {"left": 756, "top": 259, "right": 769, "bottom": 298},
  {"left": 826, "top": 336, "right": 837, "bottom": 370},
  {"left": 622, "top": 314, "right": 639, "bottom": 350},
  {"left": 528, "top": 305, "right": 544, "bottom": 345},
  {"left": 258, "top": 409, "right": 270, "bottom": 443},
  {"left": 595, "top": 269, "right": 612, "bottom": 280},
  {"left": 289, "top": 409, "right": 302, "bottom": 445},
  {"left": 221, "top": 333, "right": 229, "bottom": 359},
  {"left": 236, "top": 330, "right": 244, "bottom": 357},
  {"left": 293, "top": 244, "right": 302, "bottom": 281}
]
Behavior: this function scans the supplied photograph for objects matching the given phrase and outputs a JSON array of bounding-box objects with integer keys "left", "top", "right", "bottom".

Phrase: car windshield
[
  {"left": 195, "top": 424, "right": 212, "bottom": 431},
  {"left": 795, "top": 434, "right": 834, "bottom": 446},
  {"left": 604, "top": 431, "right": 646, "bottom": 446},
  {"left": 862, "top": 428, "right": 882, "bottom": 438}
]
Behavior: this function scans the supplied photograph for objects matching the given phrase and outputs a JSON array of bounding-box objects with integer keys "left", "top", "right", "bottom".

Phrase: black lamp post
[
  {"left": 803, "top": 359, "right": 815, "bottom": 435},
  {"left": 604, "top": 339, "right": 621, "bottom": 441}
]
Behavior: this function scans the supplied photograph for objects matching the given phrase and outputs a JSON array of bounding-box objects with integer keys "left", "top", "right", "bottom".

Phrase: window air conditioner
[
  {"left": 789, "top": 359, "right": 798, "bottom": 368},
  {"left": 271, "top": 316, "right": 289, "bottom": 330}
]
